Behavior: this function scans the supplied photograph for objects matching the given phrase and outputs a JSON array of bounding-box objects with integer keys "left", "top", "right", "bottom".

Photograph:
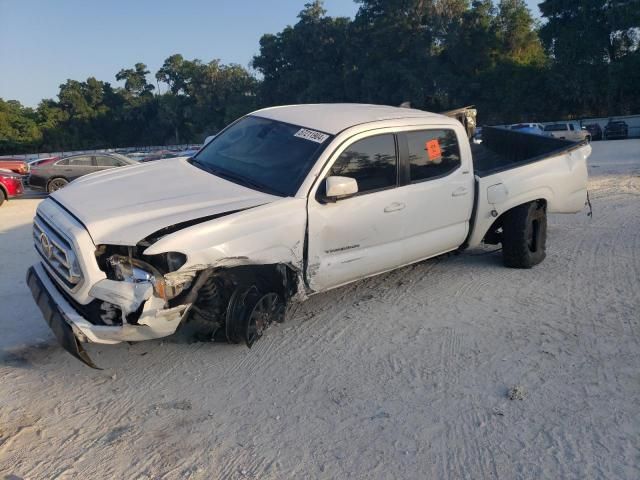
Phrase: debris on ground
[{"left": 507, "top": 385, "right": 526, "bottom": 401}]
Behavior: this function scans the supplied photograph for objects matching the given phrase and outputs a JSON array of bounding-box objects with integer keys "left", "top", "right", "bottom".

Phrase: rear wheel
[
  {"left": 47, "top": 177, "right": 68, "bottom": 193},
  {"left": 501, "top": 201, "right": 547, "bottom": 268}
]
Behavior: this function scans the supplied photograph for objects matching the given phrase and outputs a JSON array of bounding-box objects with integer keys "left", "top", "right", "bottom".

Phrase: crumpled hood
[{"left": 51, "top": 158, "right": 280, "bottom": 245}]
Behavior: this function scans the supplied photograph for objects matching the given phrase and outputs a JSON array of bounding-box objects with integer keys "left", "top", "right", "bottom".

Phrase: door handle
[
  {"left": 384, "top": 202, "right": 406, "bottom": 213},
  {"left": 452, "top": 187, "right": 469, "bottom": 197}
]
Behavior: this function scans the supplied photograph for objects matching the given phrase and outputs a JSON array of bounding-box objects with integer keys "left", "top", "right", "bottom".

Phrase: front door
[{"left": 306, "top": 132, "right": 406, "bottom": 292}]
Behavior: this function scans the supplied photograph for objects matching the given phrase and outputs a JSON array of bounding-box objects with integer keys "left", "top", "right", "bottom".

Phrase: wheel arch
[
  {"left": 482, "top": 198, "right": 547, "bottom": 245},
  {"left": 173, "top": 261, "right": 304, "bottom": 309}
]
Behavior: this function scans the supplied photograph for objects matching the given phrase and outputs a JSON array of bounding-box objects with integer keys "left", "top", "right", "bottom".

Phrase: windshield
[{"left": 191, "top": 116, "right": 332, "bottom": 196}]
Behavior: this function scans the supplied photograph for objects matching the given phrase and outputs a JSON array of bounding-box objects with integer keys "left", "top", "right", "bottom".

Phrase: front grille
[{"left": 33, "top": 214, "right": 83, "bottom": 289}]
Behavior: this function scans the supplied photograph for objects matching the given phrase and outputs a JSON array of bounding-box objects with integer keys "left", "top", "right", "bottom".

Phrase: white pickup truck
[{"left": 27, "top": 104, "right": 590, "bottom": 368}]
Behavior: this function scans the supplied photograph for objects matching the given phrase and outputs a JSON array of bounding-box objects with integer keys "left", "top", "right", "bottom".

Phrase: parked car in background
[
  {"left": 584, "top": 123, "right": 603, "bottom": 141},
  {"left": 604, "top": 120, "right": 629, "bottom": 140},
  {"left": 138, "top": 151, "right": 182, "bottom": 162},
  {"left": 510, "top": 123, "right": 545, "bottom": 136},
  {"left": 176, "top": 148, "right": 200, "bottom": 157},
  {"left": 0, "top": 158, "right": 29, "bottom": 176},
  {"left": 29, "top": 153, "right": 138, "bottom": 193},
  {"left": 543, "top": 122, "right": 590, "bottom": 142},
  {"left": 0, "top": 170, "right": 24, "bottom": 206}
]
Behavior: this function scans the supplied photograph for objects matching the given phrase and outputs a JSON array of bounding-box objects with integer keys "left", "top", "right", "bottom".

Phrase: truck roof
[{"left": 253, "top": 103, "right": 448, "bottom": 135}]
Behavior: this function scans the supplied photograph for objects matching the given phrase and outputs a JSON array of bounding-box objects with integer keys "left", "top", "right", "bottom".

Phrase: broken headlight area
[
  {"left": 107, "top": 254, "right": 189, "bottom": 301},
  {"left": 95, "top": 245, "right": 190, "bottom": 302}
]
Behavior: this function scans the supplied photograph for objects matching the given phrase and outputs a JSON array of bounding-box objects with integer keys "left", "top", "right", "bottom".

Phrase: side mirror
[{"left": 324, "top": 176, "right": 358, "bottom": 202}]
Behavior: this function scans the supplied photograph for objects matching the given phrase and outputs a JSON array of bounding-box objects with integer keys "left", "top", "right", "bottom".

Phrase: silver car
[{"left": 29, "top": 153, "right": 138, "bottom": 193}]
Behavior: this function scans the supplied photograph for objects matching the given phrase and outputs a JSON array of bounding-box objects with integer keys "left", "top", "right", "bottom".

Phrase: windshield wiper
[
  {"left": 189, "top": 158, "right": 285, "bottom": 196},
  {"left": 189, "top": 157, "right": 214, "bottom": 174},
  {"left": 214, "top": 169, "right": 285, "bottom": 197}
]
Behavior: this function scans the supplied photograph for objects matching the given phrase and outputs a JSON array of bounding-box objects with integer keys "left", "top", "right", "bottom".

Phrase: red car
[
  {"left": 0, "top": 170, "right": 24, "bottom": 206},
  {"left": 0, "top": 158, "right": 29, "bottom": 175}
]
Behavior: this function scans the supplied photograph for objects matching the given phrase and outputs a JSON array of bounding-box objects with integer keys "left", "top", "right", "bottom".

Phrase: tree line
[{"left": 1, "top": 0, "right": 638, "bottom": 155}]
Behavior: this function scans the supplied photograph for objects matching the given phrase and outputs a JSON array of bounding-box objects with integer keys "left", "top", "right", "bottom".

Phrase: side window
[
  {"left": 406, "top": 129, "right": 461, "bottom": 182},
  {"left": 95, "top": 156, "right": 119, "bottom": 167},
  {"left": 329, "top": 134, "right": 397, "bottom": 194},
  {"left": 68, "top": 156, "right": 92, "bottom": 166},
  {"left": 56, "top": 159, "right": 69, "bottom": 166},
  {"left": 569, "top": 124, "right": 575, "bottom": 131}
]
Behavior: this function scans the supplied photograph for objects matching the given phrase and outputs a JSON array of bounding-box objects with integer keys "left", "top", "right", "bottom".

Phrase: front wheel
[
  {"left": 501, "top": 201, "right": 547, "bottom": 268},
  {"left": 226, "top": 286, "right": 284, "bottom": 347},
  {"left": 0, "top": 189, "right": 6, "bottom": 207},
  {"left": 47, "top": 177, "right": 68, "bottom": 193}
]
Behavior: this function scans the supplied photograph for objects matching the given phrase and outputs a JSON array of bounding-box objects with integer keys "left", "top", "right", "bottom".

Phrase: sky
[{"left": 0, "top": 0, "right": 542, "bottom": 107}]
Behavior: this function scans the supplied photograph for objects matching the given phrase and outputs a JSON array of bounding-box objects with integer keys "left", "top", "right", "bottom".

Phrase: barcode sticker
[{"left": 294, "top": 128, "right": 330, "bottom": 143}]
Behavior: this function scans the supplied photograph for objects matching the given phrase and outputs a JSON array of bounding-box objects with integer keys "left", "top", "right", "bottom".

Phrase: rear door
[
  {"left": 94, "top": 155, "right": 125, "bottom": 171},
  {"left": 396, "top": 128, "right": 473, "bottom": 265},
  {"left": 306, "top": 132, "right": 406, "bottom": 291}
]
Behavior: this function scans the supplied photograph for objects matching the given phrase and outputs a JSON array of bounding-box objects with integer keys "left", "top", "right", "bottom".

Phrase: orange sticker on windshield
[{"left": 426, "top": 139, "right": 442, "bottom": 160}]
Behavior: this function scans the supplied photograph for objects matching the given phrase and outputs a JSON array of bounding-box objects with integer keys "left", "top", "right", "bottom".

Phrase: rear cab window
[{"left": 405, "top": 129, "right": 461, "bottom": 182}]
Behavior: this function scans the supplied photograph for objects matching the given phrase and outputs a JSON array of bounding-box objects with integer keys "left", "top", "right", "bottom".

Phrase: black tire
[
  {"left": 47, "top": 177, "right": 69, "bottom": 193},
  {"left": 501, "top": 201, "right": 547, "bottom": 268},
  {"left": 0, "top": 188, "right": 5, "bottom": 207}
]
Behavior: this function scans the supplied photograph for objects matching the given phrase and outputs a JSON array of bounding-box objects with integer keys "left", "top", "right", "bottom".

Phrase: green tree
[
  {"left": 253, "top": 1, "right": 351, "bottom": 105},
  {"left": 539, "top": 0, "right": 640, "bottom": 115},
  {"left": 0, "top": 99, "right": 42, "bottom": 154},
  {"left": 116, "top": 63, "right": 155, "bottom": 97}
]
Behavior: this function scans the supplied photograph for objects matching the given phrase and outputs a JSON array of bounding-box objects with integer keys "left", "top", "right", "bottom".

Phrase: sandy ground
[{"left": 0, "top": 140, "right": 639, "bottom": 479}]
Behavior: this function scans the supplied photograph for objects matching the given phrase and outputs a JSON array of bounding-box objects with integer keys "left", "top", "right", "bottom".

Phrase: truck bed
[
  {"left": 465, "top": 126, "right": 591, "bottom": 249},
  {"left": 472, "top": 127, "right": 585, "bottom": 177}
]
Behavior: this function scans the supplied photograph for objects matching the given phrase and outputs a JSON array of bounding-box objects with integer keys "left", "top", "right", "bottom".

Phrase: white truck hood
[{"left": 50, "top": 158, "right": 280, "bottom": 246}]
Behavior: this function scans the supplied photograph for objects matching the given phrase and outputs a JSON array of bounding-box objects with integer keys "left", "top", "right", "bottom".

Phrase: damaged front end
[
  {"left": 27, "top": 245, "right": 199, "bottom": 368},
  {"left": 91, "top": 245, "right": 196, "bottom": 328},
  {"left": 29, "top": 193, "right": 307, "bottom": 368}
]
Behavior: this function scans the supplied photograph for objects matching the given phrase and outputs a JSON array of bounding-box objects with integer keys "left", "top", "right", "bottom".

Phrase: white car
[
  {"left": 543, "top": 122, "right": 591, "bottom": 142},
  {"left": 27, "top": 104, "right": 590, "bottom": 367}
]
